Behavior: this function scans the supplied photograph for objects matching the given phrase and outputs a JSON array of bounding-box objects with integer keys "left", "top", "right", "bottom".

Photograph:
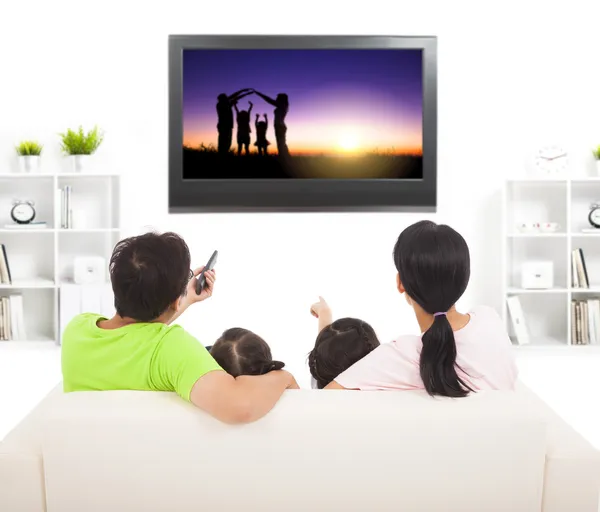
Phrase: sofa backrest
[{"left": 41, "top": 389, "right": 546, "bottom": 512}]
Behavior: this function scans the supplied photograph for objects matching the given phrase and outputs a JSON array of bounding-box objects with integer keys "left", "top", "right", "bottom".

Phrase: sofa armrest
[
  {"left": 516, "top": 383, "right": 600, "bottom": 512},
  {"left": 0, "top": 442, "right": 46, "bottom": 512}
]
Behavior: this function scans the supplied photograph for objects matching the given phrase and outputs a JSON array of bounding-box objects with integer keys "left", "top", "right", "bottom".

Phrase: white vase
[
  {"left": 18, "top": 155, "right": 41, "bottom": 173},
  {"left": 70, "top": 155, "right": 91, "bottom": 173},
  {"left": 596, "top": 160, "right": 600, "bottom": 176}
]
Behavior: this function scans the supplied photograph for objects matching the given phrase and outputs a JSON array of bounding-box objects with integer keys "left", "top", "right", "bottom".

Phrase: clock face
[
  {"left": 590, "top": 208, "right": 600, "bottom": 228},
  {"left": 11, "top": 202, "right": 35, "bottom": 224},
  {"left": 534, "top": 145, "right": 568, "bottom": 174}
]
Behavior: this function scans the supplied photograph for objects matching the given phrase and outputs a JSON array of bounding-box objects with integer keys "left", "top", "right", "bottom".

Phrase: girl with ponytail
[
  {"left": 326, "top": 220, "right": 518, "bottom": 395},
  {"left": 209, "top": 328, "right": 285, "bottom": 377}
]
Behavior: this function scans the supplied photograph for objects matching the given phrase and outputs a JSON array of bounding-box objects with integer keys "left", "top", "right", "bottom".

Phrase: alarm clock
[
  {"left": 10, "top": 200, "right": 36, "bottom": 224},
  {"left": 534, "top": 145, "right": 568, "bottom": 175},
  {"left": 589, "top": 203, "right": 600, "bottom": 228}
]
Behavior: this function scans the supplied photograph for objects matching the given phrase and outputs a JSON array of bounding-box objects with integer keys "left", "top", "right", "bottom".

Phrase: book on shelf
[
  {"left": 3, "top": 222, "right": 47, "bottom": 229},
  {"left": 571, "top": 298, "right": 600, "bottom": 345},
  {"left": 0, "top": 244, "right": 12, "bottom": 285},
  {"left": 571, "top": 248, "right": 589, "bottom": 289},
  {"left": 506, "top": 295, "right": 530, "bottom": 345},
  {"left": 0, "top": 294, "right": 25, "bottom": 341},
  {"left": 60, "top": 185, "right": 73, "bottom": 229}
]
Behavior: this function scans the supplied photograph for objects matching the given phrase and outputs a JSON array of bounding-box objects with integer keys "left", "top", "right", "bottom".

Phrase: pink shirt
[{"left": 336, "top": 306, "right": 518, "bottom": 391}]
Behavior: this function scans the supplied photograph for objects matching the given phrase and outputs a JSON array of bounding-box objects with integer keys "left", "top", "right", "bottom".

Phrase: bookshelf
[
  {"left": 502, "top": 175, "right": 600, "bottom": 348},
  {"left": 0, "top": 171, "right": 120, "bottom": 345}
]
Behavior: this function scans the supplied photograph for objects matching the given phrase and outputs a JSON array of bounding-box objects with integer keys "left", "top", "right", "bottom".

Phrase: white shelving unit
[
  {"left": 0, "top": 172, "right": 120, "bottom": 345},
  {"left": 502, "top": 175, "right": 600, "bottom": 348}
]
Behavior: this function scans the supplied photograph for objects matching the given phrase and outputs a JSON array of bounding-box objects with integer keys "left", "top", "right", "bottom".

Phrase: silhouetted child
[
  {"left": 209, "top": 328, "right": 285, "bottom": 377},
  {"left": 254, "top": 113, "right": 271, "bottom": 156},
  {"left": 308, "top": 297, "right": 380, "bottom": 389},
  {"left": 234, "top": 101, "right": 253, "bottom": 155}
]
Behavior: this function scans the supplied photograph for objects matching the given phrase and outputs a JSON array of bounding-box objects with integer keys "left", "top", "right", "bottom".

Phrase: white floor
[{"left": 0, "top": 343, "right": 599, "bottom": 448}]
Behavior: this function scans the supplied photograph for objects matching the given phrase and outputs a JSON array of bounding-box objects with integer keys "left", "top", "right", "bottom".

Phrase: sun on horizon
[{"left": 336, "top": 129, "right": 362, "bottom": 154}]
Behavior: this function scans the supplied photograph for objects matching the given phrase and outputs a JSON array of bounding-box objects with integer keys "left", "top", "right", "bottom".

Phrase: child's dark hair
[
  {"left": 308, "top": 318, "right": 380, "bottom": 389},
  {"left": 210, "top": 328, "right": 285, "bottom": 377}
]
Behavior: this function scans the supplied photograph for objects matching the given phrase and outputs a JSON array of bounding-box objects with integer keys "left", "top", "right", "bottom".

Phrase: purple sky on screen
[{"left": 182, "top": 49, "right": 423, "bottom": 154}]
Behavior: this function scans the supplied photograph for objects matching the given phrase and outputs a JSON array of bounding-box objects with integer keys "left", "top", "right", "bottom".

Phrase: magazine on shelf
[
  {"left": 571, "top": 299, "right": 600, "bottom": 345},
  {"left": 0, "top": 244, "right": 11, "bottom": 285},
  {"left": 571, "top": 248, "right": 590, "bottom": 289},
  {"left": 0, "top": 295, "right": 25, "bottom": 341},
  {"left": 506, "top": 295, "right": 530, "bottom": 345}
]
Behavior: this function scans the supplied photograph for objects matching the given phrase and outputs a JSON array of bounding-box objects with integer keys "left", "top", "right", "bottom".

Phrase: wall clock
[{"left": 534, "top": 145, "right": 568, "bottom": 175}]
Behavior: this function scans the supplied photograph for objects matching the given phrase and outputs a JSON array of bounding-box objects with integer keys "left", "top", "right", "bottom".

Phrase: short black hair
[
  {"left": 210, "top": 328, "right": 284, "bottom": 377},
  {"left": 109, "top": 232, "right": 191, "bottom": 322},
  {"left": 308, "top": 318, "right": 380, "bottom": 389}
]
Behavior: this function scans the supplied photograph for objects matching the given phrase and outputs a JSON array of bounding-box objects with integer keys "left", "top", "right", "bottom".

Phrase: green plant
[
  {"left": 593, "top": 145, "right": 600, "bottom": 160},
  {"left": 15, "top": 140, "right": 43, "bottom": 156},
  {"left": 59, "top": 125, "right": 104, "bottom": 155}
]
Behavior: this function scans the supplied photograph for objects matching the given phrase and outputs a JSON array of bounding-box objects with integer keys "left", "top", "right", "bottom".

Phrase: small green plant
[
  {"left": 59, "top": 125, "right": 104, "bottom": 155},
  {"left": 15, "top": 140, "right": 43, "bottom": 156},
  {"left": 593, "top": 145, "right": 600, "bottom": 160}
]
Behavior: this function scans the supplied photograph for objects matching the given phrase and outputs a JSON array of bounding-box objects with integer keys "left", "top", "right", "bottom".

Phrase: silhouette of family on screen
[{"left": 216, "top": 88, "right": 289, "bottom": 157}]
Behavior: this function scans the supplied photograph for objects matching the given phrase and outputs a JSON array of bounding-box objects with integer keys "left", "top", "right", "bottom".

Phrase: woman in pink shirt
[{"left": 326, "top": 220, "right": 518, "bottom": 395}]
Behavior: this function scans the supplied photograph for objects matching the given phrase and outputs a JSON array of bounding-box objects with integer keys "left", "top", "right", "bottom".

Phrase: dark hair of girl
[
  {"left": 393, "top": 220, "right": 473, "bottom": 398},
  {"left": 308, "top": 318, "right": 380, "bottom": 389},
  {"left": 209, "top": 328, "right": 284, "bottom": 377}
]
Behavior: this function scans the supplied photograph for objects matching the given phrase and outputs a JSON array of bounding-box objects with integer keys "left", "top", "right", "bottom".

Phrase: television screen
[
  {"left": 169, "top": 36, "right": 437, "bottom": 212},
  {"left": 182, "top": 49, "right": 423, "bottom": 181}
]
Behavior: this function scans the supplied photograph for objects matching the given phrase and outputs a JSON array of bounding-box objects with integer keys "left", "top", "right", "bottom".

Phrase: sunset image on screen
[{"left": 182, "top": 49, "right": 423, "bottom": 180}]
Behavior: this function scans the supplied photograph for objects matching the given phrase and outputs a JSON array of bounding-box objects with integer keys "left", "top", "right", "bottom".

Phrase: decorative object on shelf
[
  {"left": 59, "top": 125, "right": 104, "bottom": 173},
  {"left": 15, "top": 140, "right": 43, "bottom": 173},
  {"left": 593, "top": 145, "right": 600, "bottom": 176},
  {"left": 516, "top": 222, "right": 559, "bottom": 234},
  {"left": 571, "top": 248, "right": 590, "bottom": 288},
  {"left": 506, "top": 296, "right": 530, "bottom": 345},
  {"left": 533, "top": 144, "right": 568, "bottom": 175},
  {"left": 10, "top": 200, "right": 36, "bottom": 225},
  {"left": 588, "top": 203, "right": 600, "bottom": 229},
  {"left": 539, "top": 222, "right": 559, "bottom": 233},
  {"left": 516, "top": 222, "right": 539, "bottom": 233},
  {"left": 521, "top": 261, "right": 554, "bottom": 289},
  {"left": 73, "top": 256, "right": 106, "bottom": 284}
]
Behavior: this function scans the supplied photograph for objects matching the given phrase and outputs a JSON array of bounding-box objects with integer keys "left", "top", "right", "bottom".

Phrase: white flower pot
[
  {"left": 70, "top": 155, "right": 91, "bottom": 173},
  {"left": 18, "top": 155, "right": 41, "bottom": 173},
  {"left": 596, "top": 160, "right": 600, "bottom": 176}
]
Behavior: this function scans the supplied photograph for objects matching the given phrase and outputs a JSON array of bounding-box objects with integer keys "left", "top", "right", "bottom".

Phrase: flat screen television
[{"left": 169, "top": 35, "right": 437, "bottom": 212}]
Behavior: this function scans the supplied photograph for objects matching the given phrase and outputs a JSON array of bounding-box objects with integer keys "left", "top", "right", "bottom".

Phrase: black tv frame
[{"left": 169, "top": 35, "right": 437, "bottom": 213}]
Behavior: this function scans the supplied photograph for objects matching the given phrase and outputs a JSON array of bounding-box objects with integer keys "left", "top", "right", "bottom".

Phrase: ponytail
[
  {"left": 254, "top": 360, "right": 285, "bottom": 375},
  {"left": 420, "top": 315, "right": 472, "bottom": 397}
]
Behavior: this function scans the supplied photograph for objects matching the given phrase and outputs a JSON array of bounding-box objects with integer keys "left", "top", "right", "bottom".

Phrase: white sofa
[{"left": 0, "top": 383, "right": 599, "bottom": 512}]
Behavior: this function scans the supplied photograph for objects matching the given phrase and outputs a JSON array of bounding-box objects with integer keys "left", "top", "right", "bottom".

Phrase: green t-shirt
[{"left": 61, "top": 313, "right": 222, "bottom": 401}]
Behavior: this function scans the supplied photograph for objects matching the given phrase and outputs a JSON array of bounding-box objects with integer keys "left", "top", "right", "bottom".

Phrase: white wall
[{"left": 1, "top": 0, "right": 599, "bottom": 386}]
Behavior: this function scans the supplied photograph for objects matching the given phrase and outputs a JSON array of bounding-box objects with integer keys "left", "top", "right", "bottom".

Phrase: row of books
[
  {"left": 571, "top": 299, "right": 600, "bottom": 345},
  {"left": 572, "top": 248, "right": 589, "bottom": 288},
  {"left": 0, "top": 244, "right": 12, "bottom": 285},
  {"left": 0, "top": 295, "right": 26, "bottom": 341},
  {"left": 60, "top": 185, "right": 73, "bottom": 229}
]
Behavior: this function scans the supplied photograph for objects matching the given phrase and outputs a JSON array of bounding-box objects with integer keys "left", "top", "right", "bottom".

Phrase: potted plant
[
  {"left": 59, "top": 125, "right": 104, "bottom": 172},
  {"left": 15, "top": 141, "right": 43, "bottom": 173},
  {"left": 593, "top": 145, "right": 600, "bottom": 176}
]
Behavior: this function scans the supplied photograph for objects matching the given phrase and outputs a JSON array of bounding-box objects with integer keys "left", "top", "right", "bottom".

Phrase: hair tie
[{"left": 433, "top": 312, "right": 447, "bottom": 317}]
